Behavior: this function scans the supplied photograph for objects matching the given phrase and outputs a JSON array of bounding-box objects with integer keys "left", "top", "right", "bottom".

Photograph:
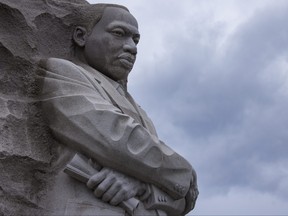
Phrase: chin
[{"left": 108, "top": 67, "right": 131, "bottom": 81}]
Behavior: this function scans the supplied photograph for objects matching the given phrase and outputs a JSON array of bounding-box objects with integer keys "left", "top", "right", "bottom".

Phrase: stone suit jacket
[{"left": 39, "top": 58, "right": 193, "bottom": 214}]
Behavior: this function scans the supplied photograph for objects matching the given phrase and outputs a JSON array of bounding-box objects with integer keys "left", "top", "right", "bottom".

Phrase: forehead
[{"left": 98, "top": 7, "right": 139, "bottom": 32}]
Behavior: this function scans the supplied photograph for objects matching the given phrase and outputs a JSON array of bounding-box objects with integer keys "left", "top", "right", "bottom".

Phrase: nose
[{"left": 123, "top": 38, "right": 137, "bottom": 55}]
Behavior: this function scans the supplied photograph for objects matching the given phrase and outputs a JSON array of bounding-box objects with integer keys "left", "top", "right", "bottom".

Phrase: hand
[
  {"left": 182, "top": 169, "right": 199, "bottom": 215},
  {"left": 87, "top": 167, "right": 146, "bottom": 205}
]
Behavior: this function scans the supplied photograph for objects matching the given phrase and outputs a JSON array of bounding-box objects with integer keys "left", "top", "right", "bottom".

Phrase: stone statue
[{"left": 0, "top": 1, "right": 198, "bottom": 215}]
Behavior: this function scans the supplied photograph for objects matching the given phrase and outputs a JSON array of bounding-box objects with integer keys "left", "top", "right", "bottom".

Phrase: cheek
[{"left": 103, "top": 34, "right": 123, "bottom": 51}]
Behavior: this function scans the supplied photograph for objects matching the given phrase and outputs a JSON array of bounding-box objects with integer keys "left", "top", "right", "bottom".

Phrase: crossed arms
[{"left": 39, "top": 58, "right": 198, "bottom": 214}]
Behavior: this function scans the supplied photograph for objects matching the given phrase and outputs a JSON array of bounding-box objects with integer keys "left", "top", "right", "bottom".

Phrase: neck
[
  {"left": 71, "top": 47, "right": 87, "bottom": 65},
  {"left": 117, "top": 79, "right": 128, "bottom": 92}
]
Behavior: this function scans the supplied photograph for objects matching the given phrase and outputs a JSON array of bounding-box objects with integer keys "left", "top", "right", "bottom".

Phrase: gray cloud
[{"left": 132, "top": 0, "right": 288, "bottom": 212}]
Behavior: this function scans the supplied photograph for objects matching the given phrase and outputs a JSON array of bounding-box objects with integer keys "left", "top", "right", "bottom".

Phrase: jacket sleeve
[{"left": 38, "top": 58, "right": 193, "bottom": 199}]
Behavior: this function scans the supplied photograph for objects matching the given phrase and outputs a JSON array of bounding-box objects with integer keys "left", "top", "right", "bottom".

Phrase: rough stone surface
[{"left": 0, "top": 0, "right": 88, "bottom": 214}]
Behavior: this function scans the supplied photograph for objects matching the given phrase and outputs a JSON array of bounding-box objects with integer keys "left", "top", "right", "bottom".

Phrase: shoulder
[
  {"left": 39, "top": 58, "right": 92, "bottom": 84},
  {"left": 39, "top": 58, "right": 80, "bottom": 75}
]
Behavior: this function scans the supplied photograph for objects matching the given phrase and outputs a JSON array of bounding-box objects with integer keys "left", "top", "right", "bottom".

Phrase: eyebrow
[{"left": 107, "top": 21, "right": 140, "bottom": 37}]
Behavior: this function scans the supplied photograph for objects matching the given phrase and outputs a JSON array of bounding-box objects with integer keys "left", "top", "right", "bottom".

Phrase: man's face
[{"left": 84, "top": 7, "right": 140, "bottom": 81}]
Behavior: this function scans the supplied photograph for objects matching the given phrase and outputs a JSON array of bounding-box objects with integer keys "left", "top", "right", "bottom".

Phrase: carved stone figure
[{"left": 0, "top": 1, "right": 198, "bottom": 215}]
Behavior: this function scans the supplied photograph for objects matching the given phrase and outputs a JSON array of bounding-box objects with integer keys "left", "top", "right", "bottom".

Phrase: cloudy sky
[{"left": 87, "top": 0, "right": 288, "bottom": 215}]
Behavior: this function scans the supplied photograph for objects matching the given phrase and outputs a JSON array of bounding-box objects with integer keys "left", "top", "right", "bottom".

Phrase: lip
[
  {"left": 119, "top": 58, "right": 134, "bottom": 69},
  {"left": 118, "top": 54, "right": 135, "bottom": 69}
]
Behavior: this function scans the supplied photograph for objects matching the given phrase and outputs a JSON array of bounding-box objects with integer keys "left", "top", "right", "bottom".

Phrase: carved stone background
[{"left": 0, "top": 0, "right": 87, "bottom": 214}]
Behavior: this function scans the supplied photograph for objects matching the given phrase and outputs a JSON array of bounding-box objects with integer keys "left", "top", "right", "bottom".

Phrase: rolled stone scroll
[{"left": 64, "top": 153, "right": 140, "bottom": 215}]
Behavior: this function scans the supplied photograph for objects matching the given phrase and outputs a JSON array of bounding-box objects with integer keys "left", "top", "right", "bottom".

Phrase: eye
[
  {"left": 133, "top": 36, "right": 140, "bottom": 45},
  {"left": 111, "top": 28, "right": 125, "bottom": 37}
]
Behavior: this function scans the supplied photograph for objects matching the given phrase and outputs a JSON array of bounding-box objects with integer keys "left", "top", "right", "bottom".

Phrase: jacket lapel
[{"left": 75, "top": 63, "right": 146, "bottom": 127}]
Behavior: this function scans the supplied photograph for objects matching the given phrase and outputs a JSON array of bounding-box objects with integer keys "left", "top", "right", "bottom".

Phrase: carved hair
[{"left": 63, "top": 3, "right": 129, "bottom": 34}]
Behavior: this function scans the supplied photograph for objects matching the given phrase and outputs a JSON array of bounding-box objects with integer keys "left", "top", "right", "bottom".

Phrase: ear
[{"left": 73, "top": 26, "right": 88, "bottom": 47}]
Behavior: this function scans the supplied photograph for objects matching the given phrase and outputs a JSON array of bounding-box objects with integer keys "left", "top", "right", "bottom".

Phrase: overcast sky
[{"left": 88, "top": 0, "right": 288, "bottom": 215}]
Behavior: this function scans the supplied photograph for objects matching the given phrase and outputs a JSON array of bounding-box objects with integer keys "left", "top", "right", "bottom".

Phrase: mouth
[
  {"left": 119, "top": 58, "right": 134, "bottom": 69},
  {"left": 118, "top": 54, "right": 135, "bottom": 69}
]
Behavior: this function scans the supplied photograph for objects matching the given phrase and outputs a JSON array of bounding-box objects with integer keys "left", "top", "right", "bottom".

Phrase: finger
[
  {"left": 102, "top": 182, "right": 121, "bottom": 202},
  {"left": 88, "top": 158, "right": 102, "bottom": 171},
  {"left": 87, "top": 171, "right": 106, "bottom": 189},
  {"left": 109, "top": 190, "right": 126, "bottom": 206},
  {"left": 94, "top": 176, "right": 115, "bottom": 198}
]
